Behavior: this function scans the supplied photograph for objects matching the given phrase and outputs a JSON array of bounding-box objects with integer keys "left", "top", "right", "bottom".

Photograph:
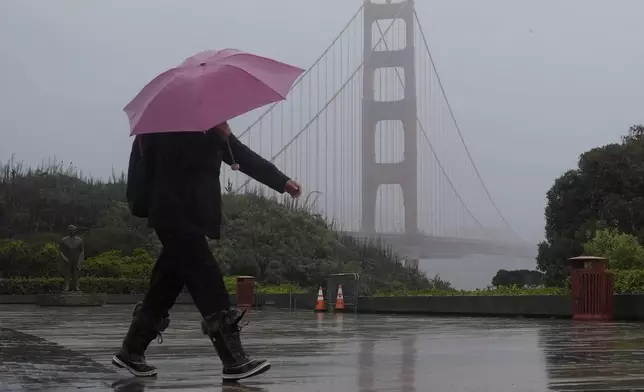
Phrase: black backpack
[{"left": 126, "top": 136, "right": 152, "bottom": 218}]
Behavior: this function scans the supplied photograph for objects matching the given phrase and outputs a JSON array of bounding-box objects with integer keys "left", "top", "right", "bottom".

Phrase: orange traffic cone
[
  {"left": 334, "top": 284, "right": 346, "bottom": 312},
  {"left": 314, "top": 287, "right": 326, "bottom": 312}
]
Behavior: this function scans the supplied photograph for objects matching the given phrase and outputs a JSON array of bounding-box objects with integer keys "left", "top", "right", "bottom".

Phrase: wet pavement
[{"left": 2, "top": 305, "right": 644, "bottom": 391}]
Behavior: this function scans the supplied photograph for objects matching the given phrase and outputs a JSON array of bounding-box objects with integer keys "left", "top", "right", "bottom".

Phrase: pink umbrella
[{"left": 124, "top": 48, "right": 305, "bottom": 136}]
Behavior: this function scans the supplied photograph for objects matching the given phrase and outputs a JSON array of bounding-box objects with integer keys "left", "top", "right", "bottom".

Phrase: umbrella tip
[{"left": 200, "top": 62, "right": 206, "bottom": 66}]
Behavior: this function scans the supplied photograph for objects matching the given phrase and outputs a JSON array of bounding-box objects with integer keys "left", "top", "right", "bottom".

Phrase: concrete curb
[{"left": 35, "top": 293, "right": 107, "bottom": 307}]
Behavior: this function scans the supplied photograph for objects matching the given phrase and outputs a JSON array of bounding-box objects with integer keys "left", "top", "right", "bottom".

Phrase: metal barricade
[{"left": 326, "top": 273, "right": 360, "bottom": 313}]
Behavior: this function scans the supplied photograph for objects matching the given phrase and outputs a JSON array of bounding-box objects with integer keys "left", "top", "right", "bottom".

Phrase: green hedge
[
  {"left": 0, "top": 277, "right": 307, "bottom": 295},
  {"left": 257, "top": 283, "right": 307, "bottom": 294},
  {"left": 223, "top": 276, "right": 306, "bottom": 294},
  {"left": 612, "top": 269, "right": 644, "bottom": 294},
  {"left": 4, "top": 276, "right": 642, "bottom": 297},
  {"left": 81, "top": 249, "right": 154, "bottom": 279},
  {"left": 0, "top": 280, "right": 566, "bottom": 296},
  {"left": 373, "top": 285, "right": 570, "bottom": 297},
  {"left": 375, "top": 271, "right": 644, "bottom": 296},
  {"left": 0, "top": 277, "right": 149, "bottom": 295}
]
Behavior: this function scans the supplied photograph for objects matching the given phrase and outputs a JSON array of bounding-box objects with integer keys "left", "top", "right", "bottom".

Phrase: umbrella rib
[
  {"left": 217, "top": 63, "right": 289, "bottom": 99},
  {"left": 130, "top": 64, "right": 286, "bottom": 134},
  {"left": 126, "top": 68, "right": 182, "bottom": 133},
  {"left": 216, "top": 51, "right": 302, "bottom": 77}
]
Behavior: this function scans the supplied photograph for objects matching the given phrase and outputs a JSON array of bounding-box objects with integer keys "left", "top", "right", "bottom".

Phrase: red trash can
[
  {"left": 568, "top": 256, "right": 613, "bottom": 321},
  {"left": 236, "top": 276, "right": 256, "bottom": 309}
]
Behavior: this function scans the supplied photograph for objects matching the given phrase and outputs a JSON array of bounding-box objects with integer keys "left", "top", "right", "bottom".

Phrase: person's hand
[
  {"left": 285, "top": 180, "right": 302, "bottom": 198},
  {"left": 214, "top": 122, "right": 232, "bottom": 138}
]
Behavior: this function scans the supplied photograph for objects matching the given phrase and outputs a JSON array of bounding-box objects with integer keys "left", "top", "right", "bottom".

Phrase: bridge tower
[{"left": 361, "top": 0, "right": 418, "bottom": 235}]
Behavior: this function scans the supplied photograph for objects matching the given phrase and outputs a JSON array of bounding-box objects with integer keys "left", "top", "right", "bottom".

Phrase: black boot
[
  {"left": 201, "top": 309, "right": 270, "bottom": 381},
  {"left": 112, "top": 302, "right": 170, "bottom": 377}
]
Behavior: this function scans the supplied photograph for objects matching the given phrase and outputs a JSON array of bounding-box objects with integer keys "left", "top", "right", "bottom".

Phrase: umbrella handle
[{"left": 226, "top": 139, "right": 239, "bottom": 171}]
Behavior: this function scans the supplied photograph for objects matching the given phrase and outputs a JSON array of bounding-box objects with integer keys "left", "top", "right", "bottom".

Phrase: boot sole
[
  {"left": 112, "top": 356, "right": 158, "bottom": 377},
  {"left": 222, "top": 361, "right": 271, "bottom": 381}
]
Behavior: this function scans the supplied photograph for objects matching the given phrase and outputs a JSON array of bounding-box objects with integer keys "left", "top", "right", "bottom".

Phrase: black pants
[{"left": 140, "top": 229, "right": 230, "bottom": 319}]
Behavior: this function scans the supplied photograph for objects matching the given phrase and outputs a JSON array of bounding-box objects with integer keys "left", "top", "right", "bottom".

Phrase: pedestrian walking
[
  {"left": 113, "top": 48, "right": 305, "bottom": 382},
  {"left": 113, "top": 122, "right": 301, "bottom": 380}
]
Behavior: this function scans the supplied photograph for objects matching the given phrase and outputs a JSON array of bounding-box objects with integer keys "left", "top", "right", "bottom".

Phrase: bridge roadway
[
  {"left": 2, "top": 304, "right": 644, "bottom": 391},
  {"left": 343, "top": 232, "right": 536, "bottom": 259}
]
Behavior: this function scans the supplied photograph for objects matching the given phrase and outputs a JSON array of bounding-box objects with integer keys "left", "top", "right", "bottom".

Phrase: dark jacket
[{"left": 134, "top": 129, "right": 290, "bottom": 239}]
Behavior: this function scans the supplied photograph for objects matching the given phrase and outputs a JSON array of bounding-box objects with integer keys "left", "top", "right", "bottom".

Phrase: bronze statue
[{"left": 59, "top": 224, "right": 84, "bottom": 292}]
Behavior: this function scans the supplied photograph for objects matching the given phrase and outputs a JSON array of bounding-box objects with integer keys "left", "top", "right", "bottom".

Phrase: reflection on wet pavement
[{"left": 2, "top": 304, "right": 644, "bottom": 391}]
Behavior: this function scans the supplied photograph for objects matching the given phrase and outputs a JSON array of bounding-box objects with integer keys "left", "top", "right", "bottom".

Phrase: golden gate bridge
[{"left": 223, "top": 0, "right": 535, "bottom": 260}]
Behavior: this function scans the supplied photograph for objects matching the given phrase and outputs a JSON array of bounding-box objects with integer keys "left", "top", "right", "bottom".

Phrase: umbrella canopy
[{"left": 124, "top": 48, "right": 304, "bottom": 136}]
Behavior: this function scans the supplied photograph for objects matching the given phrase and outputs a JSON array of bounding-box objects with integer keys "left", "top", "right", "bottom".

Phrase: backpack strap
[{"left": 137, "top": 135, "right": 144, "bottom": 156}]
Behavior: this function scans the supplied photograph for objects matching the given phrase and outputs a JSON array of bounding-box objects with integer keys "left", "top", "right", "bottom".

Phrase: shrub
[
  {"left": 257, "top": 283, "right": 306, "bottom": 294},
  {"left": 0, "top": 276, "right": 307, "bottom": 295},
  {"left": 82, "top": 248, "right": 154, "bottom": 279},
  {"left": 583, "top": 228, "right": 644, "bottom": 270},
  {"left": 0, "top": 239, "right": 30, "bottom": 278},
  {"left": 223, "top": 276, "right": 306, "bottom": 294},
  {"left": 0, "top": 239, "right": 60, "bottom": 278},
  {"left": 373, "top": 285, "right": 569, "bottom": 297},
  {"left": 612, "top": 269, "right": 644, "bottom": 294},
  {"left": 375, "top": 273, "right": 644, "bottom": 296},
  {"left": 79, "top": 277, "right": 149, "bottom": 294},
  {"left": 491, "top": 269, "right": 544, "bottom": 287},
  {"left": 0, "top": 277, "right": 63, "bottom": 294},
  {"left": 0, "top": 277, "right": 149, "bottom": 295},
  {"left": 34, "top": 243, "right": 61, "bottom": 277},
  {"left": 224, "top": 276, "right": 236, "bottom": 293},
  {"left": 4, "top": 276, "right": 643, "bottom": 296},
  {"left": 1, "top": 157, "right": 437, "bottom": 293}
]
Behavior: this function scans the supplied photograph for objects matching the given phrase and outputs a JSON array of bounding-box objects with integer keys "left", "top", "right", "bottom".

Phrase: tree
[
  {"left": 429, "top": 274, "right": 454, "bottom": 290},
  {"left": 583, "top": 228, "right": 644, "bottom": 270},
  {"left": 537, "top": 237, "right": 586, "bottom": 286},
  {"left": 621, "top": 124, "right": 644, "bottom": 144},
  {"left": 491, "top": 269, "right": 544, "bottom": 287},
  {"left": 537, "top": 125, "right": 644, "bottom": 285}
]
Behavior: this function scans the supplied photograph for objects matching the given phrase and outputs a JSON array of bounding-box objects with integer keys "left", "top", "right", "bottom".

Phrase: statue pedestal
[{"left": 36, "top": 292, "right": 107, "bottom": 307}]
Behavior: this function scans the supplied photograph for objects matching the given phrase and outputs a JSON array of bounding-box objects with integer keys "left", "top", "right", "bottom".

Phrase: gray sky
[{"left": 2, "top": 0, "right": 643, "bottom": 288}]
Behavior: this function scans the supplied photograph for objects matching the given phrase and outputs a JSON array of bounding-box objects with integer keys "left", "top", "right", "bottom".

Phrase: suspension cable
[
  {"left": 235, "top": 4, "right": 366, "bottom": 140},
  {"left": 235, "top": 6, "right": 407, "bottom": 194},
  {"left": 413, "top": 10, "right": 524, "bottom": 242}
]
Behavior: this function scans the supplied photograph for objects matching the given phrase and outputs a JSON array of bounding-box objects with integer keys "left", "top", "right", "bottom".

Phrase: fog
[{"left": 2, "top": 0, "right": 643, "bottom": 288}]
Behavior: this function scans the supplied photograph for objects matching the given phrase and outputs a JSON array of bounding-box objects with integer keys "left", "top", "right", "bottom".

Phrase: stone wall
[
  {"left": 2, "top": 293, "right": 644, "bottom": 320},
  {"left": 613, "top": 295, "right": 644, "bottom": 320},
  {"left": 356, "top": 295, "right": 572, "bottom": 318}
]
